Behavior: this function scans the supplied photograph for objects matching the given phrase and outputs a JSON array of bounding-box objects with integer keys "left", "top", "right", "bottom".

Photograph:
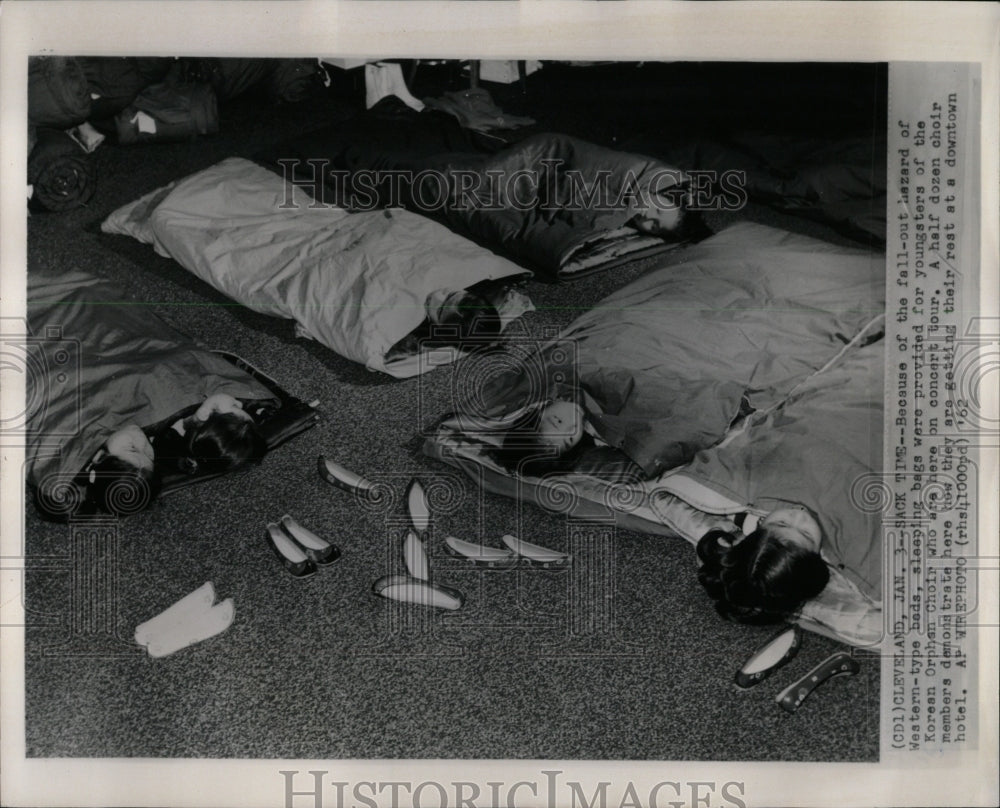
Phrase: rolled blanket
[{"left": 28, "top": 129, "right": 96, "bottom": 212}]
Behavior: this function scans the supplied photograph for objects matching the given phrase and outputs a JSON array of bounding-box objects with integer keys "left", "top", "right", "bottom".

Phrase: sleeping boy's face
[
  {"left": 631, "top": 193, "right": 684, "bottom": 238},
  {"left": 536, "top": 400, "right": 585, "bottom": 454}
]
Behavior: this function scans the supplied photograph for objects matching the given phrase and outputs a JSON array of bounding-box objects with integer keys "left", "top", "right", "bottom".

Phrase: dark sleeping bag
[
  {"left": 258, "top": 95, "right": 501, "bottom": 199},
  {"left": 264, "top": 58, "right": 321, "bottom": 103},
  {"left": 28, "top": 56, "right": 92, "bottom": 130},
  {"left": 258, "top": 98, "right": 685, "bottom": 279},
  {"left": 28, "top": 129, "right": 97, "bottom": 212},
  {"left": 172, "top": 57, "right": 320, "bottom": 104},
  {"left": 175, "top": 57, "right": 276, "bottom": 103},
  {"left": 406, "top": 131, "right": 688, "bottom": 280},
  {"left": 25, "top": 270, "right": 280, "bottom": 518},
  {"left": 623, "top": 131, "right": 887, "bottom": 243}
]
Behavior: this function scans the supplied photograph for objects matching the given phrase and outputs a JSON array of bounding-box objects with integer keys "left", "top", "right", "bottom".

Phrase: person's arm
[{"left": 194, "top": 393, "right": 250, "bottom": 422}]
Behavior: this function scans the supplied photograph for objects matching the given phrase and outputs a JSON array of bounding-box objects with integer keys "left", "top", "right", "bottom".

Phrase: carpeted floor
[{"left": 23, "top": 61, "right": 884, "bottom": 761}]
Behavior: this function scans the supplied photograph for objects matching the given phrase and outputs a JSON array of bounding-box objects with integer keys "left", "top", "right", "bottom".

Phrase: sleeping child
[
  {"left": 384, "top": 280, "right": 508, "bottom": 362},
  {"left": 42, "top": 393, "right": 266, "bottom": 519},
  {"left": 489, "top": 399, "right": 646, "bottom": 484},
  {"left": 489, "top": 392, "right": 755, "bottom": 483},
  {"left": 627, "top": 185, "right": 711, "bottom": 242},
  {"left": 695, "top": 507, "right": 831, "bottom": 625}
]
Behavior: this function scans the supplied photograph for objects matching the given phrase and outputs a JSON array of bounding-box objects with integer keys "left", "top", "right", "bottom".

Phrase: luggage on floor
[
  {"left": 265, "top": 59, "right": 321, "bottom": 103},
  {"left": 28, "top": 56, "right": 92, "bottom": 130},
  {"left": 79, "top": 56, "right": 149, "bottom": 120},
  {"left": 115, "top": 82, "right": 219, "bottom": 144}
]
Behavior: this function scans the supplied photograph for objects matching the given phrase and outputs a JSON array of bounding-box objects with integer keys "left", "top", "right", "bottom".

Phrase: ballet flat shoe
[
  {"left": 280, "top": 514, "right": 341, "bottom": 566},
  {"left": 734, "top": 625, "right": 802, "bottom": 689},
  {"left": 266, "top": 522, "right": 317, "bottom": 579},
  {"left": 317, "top": 455, "right": 376, "bottom": 499}
]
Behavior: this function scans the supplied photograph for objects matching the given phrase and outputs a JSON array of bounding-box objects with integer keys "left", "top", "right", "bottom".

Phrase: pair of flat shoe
[
  {"left": 266, "top": 515, "right": 341, "bottom": 579},
  {"left": 443, "top": 534, "right": 570, "bottom": 569},
  {"left": 371, "top": 512, "right": 466, "bottom": 611},
  {"left": 735, "top": 625, "right": 860, "bottom": 713}
]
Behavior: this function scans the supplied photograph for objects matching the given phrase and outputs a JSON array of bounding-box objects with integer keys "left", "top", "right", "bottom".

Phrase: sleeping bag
[
  {"left": 623, "top": 131, "right": 887, "bottom": 242},
  {"left": 172, "top": 57, "right": 319, "bottom": 103},
  {"left": 25, "top": 270, "right": 277, "bottom": 510},
  {"left": 102, "top": 158, "right": 532, "bottom": 377},
  {"left": 79, "top": 57, "right": 150, "bottom": 120},
  {"left": 669, "top": 337, "right": 884, "bottom": 601},
  {"left": 114, "top": 82, "right": 219, "bottom": 144},
  {"left": 460, "top": 222, "right": 884, "bottom": 478},
  {"left": 27, "top": 56, "right": 91, "bottom": 130},
  {"left": 264, "top": 59, "right": 321, "bottom": 103},
  {"left": 258, "top": 98, "right": 688, "bottom": 279},
  {"left": 425, "top": 223, "right": 886, "bottom": 645}
]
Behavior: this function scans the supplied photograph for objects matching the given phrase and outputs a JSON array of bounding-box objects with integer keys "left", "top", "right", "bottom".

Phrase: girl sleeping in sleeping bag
[
  {"left": 486, "top": 394, "right": 756, "bottom": 484},
  {"left": 101, "top": 157, "right": 535, "bottom": 378},
  {"left": 73, "top": 393, "right": 266, "bottom": 519},
  {"left": 490, "top": 399, "right": 841, "bottom": 627},
  {"left": 26, "top": 269, "right": 283, "bottom": 521},
  {"left": 425, "top": 224, "right": 885, "bottom": 642},
  {"left": 695, "top": 509, "right": 831, "bottom": 626},
  {"left": 685, "top": 340, "right": 884, "bottom": 628}
]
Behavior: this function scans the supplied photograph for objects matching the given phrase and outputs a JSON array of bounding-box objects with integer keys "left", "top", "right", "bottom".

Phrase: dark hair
[
  {"left": 491, "top": 403, "right": 590, "bottom": 476},
  {"left": 696, "top": 526, "right": 830, "bottom": 624},
  {"left": 87, "top": 454, "right": 163, "bottom": 516},
  {"left": 430, "top": 291, "right": 502, "bottom": 346},
  {"left": 629, "top": 183, "right": 713, "bottom": 243},
  {"left": 177, "top": 412, "right": 266, "bottom": 476}
]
